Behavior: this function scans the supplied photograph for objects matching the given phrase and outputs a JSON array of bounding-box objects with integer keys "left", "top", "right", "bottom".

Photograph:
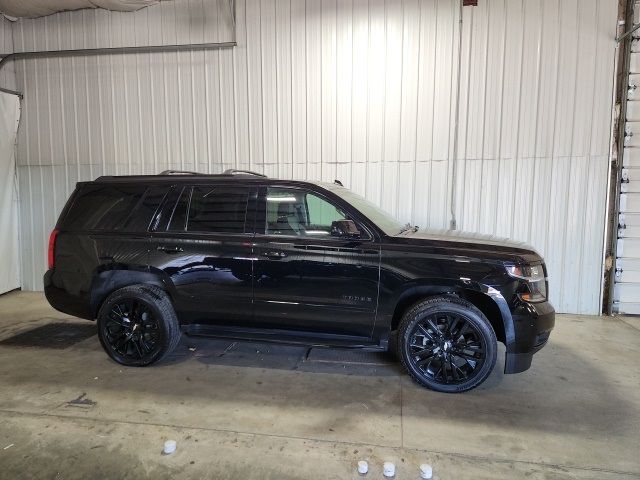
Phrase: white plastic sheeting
[
  {"left": 10, "top": 0, "right": 618, "bottom": 314},
  {"left": 0, "top": 91, "right": 20, "bottom": 294},
  {"left": 0, "top": 0, "right": 157, "bottom": 19}
]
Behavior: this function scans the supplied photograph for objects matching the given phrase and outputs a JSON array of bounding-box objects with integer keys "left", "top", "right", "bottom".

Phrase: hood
[{"left": 391, "top": 228, "right": 542, "bottom": 264}]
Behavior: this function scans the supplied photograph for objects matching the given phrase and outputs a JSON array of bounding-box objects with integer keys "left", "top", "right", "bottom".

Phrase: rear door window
[
  {"left": 63, "top": 184, "right": 147, "bottom": 231},
  {"left": 186, "top": 186, "right": 250, "bottom": 234}
]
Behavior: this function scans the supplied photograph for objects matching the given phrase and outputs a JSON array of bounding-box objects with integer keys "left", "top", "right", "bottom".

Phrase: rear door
[
  {"left": 252, "top": 185, "right": 380, "bottom": 338},
  {"left": 149, "top": 184, "right": 256, "bottom": 326}
]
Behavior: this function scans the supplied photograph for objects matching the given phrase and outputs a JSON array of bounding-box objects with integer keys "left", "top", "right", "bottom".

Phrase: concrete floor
[{"left": 0, "top": 291, "right": 638, "bottom": 480}]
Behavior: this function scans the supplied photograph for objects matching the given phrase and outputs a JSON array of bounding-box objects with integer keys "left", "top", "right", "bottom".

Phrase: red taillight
[{"left": 48, "top": 229, "right": 59, "bottom": 269}]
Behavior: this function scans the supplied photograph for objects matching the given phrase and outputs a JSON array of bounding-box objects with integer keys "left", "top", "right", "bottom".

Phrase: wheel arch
[
  {"left": 89, "top": 265, "right": 175, "bottom": 319},
  {"left": 389, "top": 283, "right": 509, "bottom": 345}
]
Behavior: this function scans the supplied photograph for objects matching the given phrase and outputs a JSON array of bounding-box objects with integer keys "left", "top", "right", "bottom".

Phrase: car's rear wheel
[
  {"left": 397, "top": 296, "right": 497, "bottom": 393},
  {"left": 97, "top": 285, "right": 181, "bottom": 366}
]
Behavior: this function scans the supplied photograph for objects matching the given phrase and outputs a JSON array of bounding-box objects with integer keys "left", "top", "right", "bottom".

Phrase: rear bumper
[
  {"left": 44, "top": 269, "right": 93, "bottom": 320},
  {"left": 504, "top": 300, "right": 555, "bottom": 374}
]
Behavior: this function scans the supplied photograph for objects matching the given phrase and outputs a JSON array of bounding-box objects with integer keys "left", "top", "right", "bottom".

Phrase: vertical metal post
[
  {"left": 449, "top": 0, "right": 465, "bottom": 231},
  {"left": 227, "top": 0, "right": 237, "bottom": 43}
]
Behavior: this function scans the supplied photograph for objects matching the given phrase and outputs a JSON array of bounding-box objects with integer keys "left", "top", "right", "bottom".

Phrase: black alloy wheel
[
  {"left": 104, "top": 299, "right": 161, "bottom": 362},
  {"left": 398, "top": 296, "right": 497, "bottom": 393},
  {"left": 407, "top": 313, "right": 486, "bottom": 384},
  {"left": 97, "top": 285, "right": 181, "bottom": 366}
]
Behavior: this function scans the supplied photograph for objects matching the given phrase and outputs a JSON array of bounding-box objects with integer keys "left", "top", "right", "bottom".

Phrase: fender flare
[
  {"left": 386, "top": 279, "right": 515, "bottom": 351},
  {"left": 89, "top": 264, "right": 177, "bottom": 318}
]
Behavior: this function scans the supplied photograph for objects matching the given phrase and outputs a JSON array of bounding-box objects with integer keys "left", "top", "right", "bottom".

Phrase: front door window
[{"left": 265, "top": 187, "right": 348, "bottom": 237}]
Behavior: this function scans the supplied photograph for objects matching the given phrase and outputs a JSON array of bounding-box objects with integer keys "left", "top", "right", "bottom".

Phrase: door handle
[
  {"left": 157, "top": 245, "right": 184, "bottom": 253},
  {"left": 263, "top": 251, "right": 287, "bottom": 259}
]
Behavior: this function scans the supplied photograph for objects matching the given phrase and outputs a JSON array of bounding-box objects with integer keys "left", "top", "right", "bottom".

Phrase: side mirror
[{"left": 330, "top": 220, "right": 361, "bottom": 238}]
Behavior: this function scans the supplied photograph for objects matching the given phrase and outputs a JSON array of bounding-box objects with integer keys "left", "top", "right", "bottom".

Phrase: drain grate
[{"left": 0, "top": 322, "right": 96, "bottom": 349}]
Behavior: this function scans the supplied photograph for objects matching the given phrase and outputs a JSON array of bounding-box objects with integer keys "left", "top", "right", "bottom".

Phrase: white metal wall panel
[
  {"left": 455, "top": 0, "right": 616, "bottom": 314},
  {"left": 0, "top": 17, "right": 16, "bottom": 90},
  {"left": 10, "top": 0, "right": 617, "bottom": 316}
]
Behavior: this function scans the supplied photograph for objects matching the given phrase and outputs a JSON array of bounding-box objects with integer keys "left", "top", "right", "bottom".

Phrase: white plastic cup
[
  {"left": 357, "top": 460, "right": 368, "bottom": 474},
  {"left": 382, "top": 462, "right": 395, "bottom": 477},
  {"left": 419, "top": 463, "right": 433, "bottom": 479},
  {"left": 163, "top": 440, "right": 177, "bottom": 455}
]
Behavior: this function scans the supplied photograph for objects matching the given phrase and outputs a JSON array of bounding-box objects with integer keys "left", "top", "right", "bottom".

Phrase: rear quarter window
[
  {"left": 62, "top": 184, "right": 167, "bottom": 232},
  {"left": 125, "top": 186, "right": 170, "bottom": 231}
]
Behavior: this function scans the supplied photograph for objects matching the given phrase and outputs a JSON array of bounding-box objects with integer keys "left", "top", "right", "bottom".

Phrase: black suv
[{"left": 44, "top": 170, "right": 554, "bottom": 393}]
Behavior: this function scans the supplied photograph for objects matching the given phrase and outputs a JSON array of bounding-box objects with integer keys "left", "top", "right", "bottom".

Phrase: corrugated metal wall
[
  {"left": 5, "top": 0, "right": 617, "bottom": 315},
  {"left": 0, "top": 17, "right": 16, "bottom": 90},
  {"left": 454, "top": 0, "right": 616, "bottom": 315}
]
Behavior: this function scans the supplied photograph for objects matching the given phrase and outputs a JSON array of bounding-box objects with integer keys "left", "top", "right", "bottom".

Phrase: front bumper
[{"left": 504, "top": 300, "right": 555, "bottom": 374}]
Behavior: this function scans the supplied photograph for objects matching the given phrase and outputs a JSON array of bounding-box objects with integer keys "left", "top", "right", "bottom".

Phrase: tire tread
[
  {"left": 97, "top": 284, "right": 181, "bottom": 366},
  {"left": 397, "top": 295, "right": 497, "bottom": 393}
]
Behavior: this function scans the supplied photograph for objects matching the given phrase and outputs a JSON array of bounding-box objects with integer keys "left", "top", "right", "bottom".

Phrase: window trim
[
  {"left": 165, "top": 186, "right": 184, "bottom": 232},
  {"left": 140, "top": 186, "right": 172, "bottom": 233},
  {"left": 149, "top": 185, "right": 181, "bottom": 232},
  {"left": 183, "top": 187, "right": 195, "bottom": 231},
  {"left": 165, "top": 186, "right": 191, "bottom": 232}
]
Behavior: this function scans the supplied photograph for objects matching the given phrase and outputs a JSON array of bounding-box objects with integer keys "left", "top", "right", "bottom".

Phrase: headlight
[{"left": 506, "top": 264, "right": 547, "bottom": 302}]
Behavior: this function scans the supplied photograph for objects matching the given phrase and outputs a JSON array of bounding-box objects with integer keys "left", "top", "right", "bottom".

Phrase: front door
[
  {"left": 148, "top": 184, "right": 255, "bottom": 326},
  {"left": 252, "top": 186, "right": 380, "bottom": 338}
]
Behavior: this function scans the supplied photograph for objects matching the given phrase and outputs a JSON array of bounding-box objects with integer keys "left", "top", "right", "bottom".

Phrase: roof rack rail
[
  {"left": 222, "top": 169, "right": 267, "bottom": 178},
  {"left": 159, "top": 170, "right": 203, "bottom": 175}
]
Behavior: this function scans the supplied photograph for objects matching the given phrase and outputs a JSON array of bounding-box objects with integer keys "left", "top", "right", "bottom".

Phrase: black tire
[
  {"left": 97, "top": 285, "right": 181, "bottom": 366},
  {"left": 397, "top": 296, "right": 497, "bottom": 393}
]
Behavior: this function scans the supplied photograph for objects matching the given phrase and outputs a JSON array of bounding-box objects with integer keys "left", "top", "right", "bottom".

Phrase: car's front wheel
[
  {"left": 398, "top": 296, "right": 497, "bottom": 393},
  {"left": 97, "top": 285, "right": 181, "bottom": 366}
]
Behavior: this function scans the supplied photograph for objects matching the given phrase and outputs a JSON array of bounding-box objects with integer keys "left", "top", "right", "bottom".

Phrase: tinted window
[
  {"left": 167, "top": 187, "right": 190, "bottom": 232},
  {"left": 265, "top": 187, "right": 347, "bottom": 237},
  {"left": 124, "top": 185, "right": 170, "bottom": 231},
  {"left": 321, "top": 183, "right": 404, "bottom": 235},
  {"left": 186, "top": 186, "right": 249, "bottom": 233},
  {"left": 63, "top": 185, "right": 146, "bottom": 231}
]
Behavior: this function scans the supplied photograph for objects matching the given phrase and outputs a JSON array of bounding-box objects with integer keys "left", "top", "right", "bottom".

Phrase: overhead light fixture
[{"left": 267, "top": 196, "right": 297, "bottom": 202}]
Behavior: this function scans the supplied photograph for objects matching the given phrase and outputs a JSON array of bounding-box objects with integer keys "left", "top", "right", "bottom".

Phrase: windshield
[{"left": 319, "top": 183, "right": 405, "bottom": 235}]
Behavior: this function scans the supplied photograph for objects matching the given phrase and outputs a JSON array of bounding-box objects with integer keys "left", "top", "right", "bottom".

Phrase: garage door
[
  {"left": 616, "top": 42, "right": 640, "bottom": 313},
  {"left": 0, "top": 91, "right": 21, "bottom": 295}
]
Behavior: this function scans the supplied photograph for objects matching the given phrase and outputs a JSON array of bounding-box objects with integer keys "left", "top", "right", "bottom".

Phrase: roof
[
  {"left": 92, "top": 170, "right": 346, "bottom": 190},
  {"left": 95, "top": 169, "right": 270, "bottom": 183}
]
